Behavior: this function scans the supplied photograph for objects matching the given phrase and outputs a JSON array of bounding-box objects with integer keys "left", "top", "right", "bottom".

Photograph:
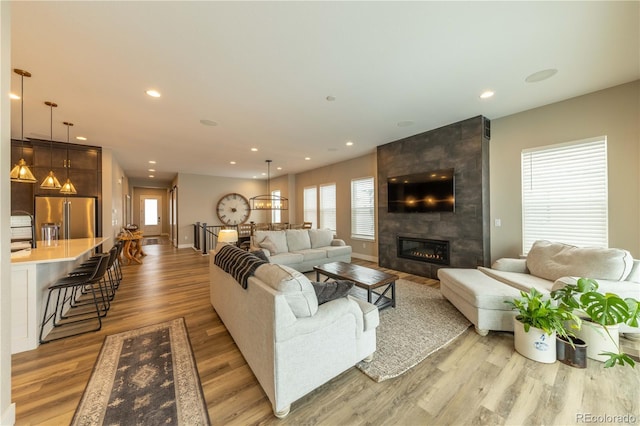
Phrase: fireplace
[{"left": 397, "top": 236, "right": 450, "bottom": 265}]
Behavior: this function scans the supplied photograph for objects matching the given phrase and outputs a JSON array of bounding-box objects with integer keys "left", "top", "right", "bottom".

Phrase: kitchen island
[{"left": 10, "top": 237, "right": 109, "bottom": 353}]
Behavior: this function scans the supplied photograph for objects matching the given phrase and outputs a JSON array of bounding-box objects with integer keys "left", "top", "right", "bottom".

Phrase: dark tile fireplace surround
[{"left": 377, "top": 116, "right": 491, "bottom": 279}]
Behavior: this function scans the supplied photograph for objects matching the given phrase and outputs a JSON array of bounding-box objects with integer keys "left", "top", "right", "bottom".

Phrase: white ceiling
[{"left": 10, "top": 1, "right": 640, "bottom": 187}]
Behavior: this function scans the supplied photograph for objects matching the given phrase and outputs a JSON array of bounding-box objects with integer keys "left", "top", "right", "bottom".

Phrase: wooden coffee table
[{"left": 314, "top": 261, "right": 398, "bottom": 310}]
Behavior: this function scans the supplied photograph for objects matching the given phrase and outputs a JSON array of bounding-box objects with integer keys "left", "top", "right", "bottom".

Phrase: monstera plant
[{"left": 551, "top": 277, "right": 640, "bottom": 368}]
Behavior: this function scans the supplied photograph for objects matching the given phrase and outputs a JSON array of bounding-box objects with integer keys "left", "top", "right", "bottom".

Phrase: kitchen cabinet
[{"left": 11, "top": 139, "right": 103, "bottom": 236}]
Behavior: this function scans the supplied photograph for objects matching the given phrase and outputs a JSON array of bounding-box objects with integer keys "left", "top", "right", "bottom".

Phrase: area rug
[
  {"left": 72, "top": 318, "right": 210, "bottom": 425},
  {"left": 356, "top": 279, "right": 471, "bottom": 382}
]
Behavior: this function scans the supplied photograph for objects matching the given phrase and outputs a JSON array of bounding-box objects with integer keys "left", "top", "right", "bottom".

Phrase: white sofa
[
  {"left": 438, "top": 240, "right": 640, "bottom": 336},
  {"left": 210, "top": 245, "right": 378, "bottom": 418},
  {"left": 250, "top": 228, "right": 352, "bottom": 272}
]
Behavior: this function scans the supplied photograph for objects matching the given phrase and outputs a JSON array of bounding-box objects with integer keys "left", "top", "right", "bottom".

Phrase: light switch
[{"left": 495, "top": 218, "right": 502, "bottom": 227}]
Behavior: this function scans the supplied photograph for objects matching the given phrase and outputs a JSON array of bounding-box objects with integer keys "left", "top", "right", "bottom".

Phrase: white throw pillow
[
  {"left": 254, "top": 230, "right": 288, "bottom": 254},
  {"left": 309, "top": 229, "right": 334, "bottom": 248},
  {"left": 285, "top": 229, "right": 311, "bottom": 251},
  {"left": 254, "top": 264, "right": 318, "bottom": 318},
  {"left": 526, "top": 240, "right": 634, "bottom": 282}
]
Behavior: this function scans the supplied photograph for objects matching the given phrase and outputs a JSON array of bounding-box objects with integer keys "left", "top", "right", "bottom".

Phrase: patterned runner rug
[
  {"left": 356, "top": 279, "right": 471, "bottom": 382},
  {"left": 72, "top": 318, "right": 210, "bottom": 425}
]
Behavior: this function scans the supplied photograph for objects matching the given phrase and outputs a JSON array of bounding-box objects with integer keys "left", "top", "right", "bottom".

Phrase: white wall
[
  {"left": 490, "top": 81, "right": 640, "bottom": 260},
  {"left": 1, "top": 2, "right": 15, "bottom": 423},
  {"left": 176, "top": 173, "right": 267, "bottom": 248}
]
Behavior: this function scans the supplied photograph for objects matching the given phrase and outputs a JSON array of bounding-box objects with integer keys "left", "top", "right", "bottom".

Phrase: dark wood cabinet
[{"left": 11, "top": 139, "right": 102, "bottom": 232}]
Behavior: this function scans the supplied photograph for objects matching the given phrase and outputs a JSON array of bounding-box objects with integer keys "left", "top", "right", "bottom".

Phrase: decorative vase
[
  {"left": 513, "top": 317, "right": 556, "bottom": 363},
  {"left": 556, "top": 336, "right": 587, "bottom": 368},
  {"left": 576, "top": 322, "right": 619, "bottom": 362}
]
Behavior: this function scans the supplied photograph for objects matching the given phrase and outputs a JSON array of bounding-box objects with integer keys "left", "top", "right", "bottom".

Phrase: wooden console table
[{"left": 119, "top": 231, "right": 146, "bottom": 264}]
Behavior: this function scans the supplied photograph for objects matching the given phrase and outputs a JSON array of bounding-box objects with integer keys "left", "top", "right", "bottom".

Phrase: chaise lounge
[{"left": 438, "top": 240, "right": 640, "bottom": 336}]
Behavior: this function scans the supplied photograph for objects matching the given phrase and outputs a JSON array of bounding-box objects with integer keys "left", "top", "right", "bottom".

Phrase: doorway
[{"left": 140, "top": 196, "right": 162, "bottom": 235}]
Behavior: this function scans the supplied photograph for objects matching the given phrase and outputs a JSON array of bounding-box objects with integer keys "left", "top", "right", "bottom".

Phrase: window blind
[
  {"left": 319, "top": 183, "right": 336, "bottom": 233},
  {"left": 271, "top": 190, "right": 281, "bottom": 223},
  {"left": 521, "top": 137, "right": 608, "bottom": 254},
  {"left": 303, "top": 186, "right": 317, "bottom": 228},
  {"left": 351, "top": 177, "right": 375, "bottom": 240}
]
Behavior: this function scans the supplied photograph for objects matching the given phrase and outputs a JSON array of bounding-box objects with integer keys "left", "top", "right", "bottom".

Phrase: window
[
  {"left": 351, "top": 177, "right": 375, "bottom": 240},
  {"left": 319, "top": 183, "right": 336, "bottom": 233},
  {"left": 271, "top": 189, "right": 281, "bottom": 223},
  {"left": 521, "top": 137, "right": 608, "bottom": 254},
  {"left": 303, "top": 186, "right": 317, "bottom": 228}
]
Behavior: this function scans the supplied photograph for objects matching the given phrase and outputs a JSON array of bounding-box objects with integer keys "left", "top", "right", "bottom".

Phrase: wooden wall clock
[{"left": 216, "top": 193, "right": 251, "bottom": 225}]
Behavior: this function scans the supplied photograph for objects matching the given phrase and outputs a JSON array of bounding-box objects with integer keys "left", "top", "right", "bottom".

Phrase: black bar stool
[{"left": 39, "top": 253, "right": 110, "bottom": 343}]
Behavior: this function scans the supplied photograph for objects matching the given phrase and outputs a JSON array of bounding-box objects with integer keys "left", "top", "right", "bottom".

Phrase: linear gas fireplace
[{"left": 397, "top": 236, "right": 450, "bottom": 266}]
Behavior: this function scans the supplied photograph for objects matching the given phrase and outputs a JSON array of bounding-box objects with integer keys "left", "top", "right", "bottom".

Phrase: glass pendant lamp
[
  {"left": 10, "top": 69, "right": 37, "bottom": 183},
  {"left": 40, "top": 101, "right": 62, "bottom": 189},
  {"left": 59, "top": 121, "right": 77, "bottom": 195}
]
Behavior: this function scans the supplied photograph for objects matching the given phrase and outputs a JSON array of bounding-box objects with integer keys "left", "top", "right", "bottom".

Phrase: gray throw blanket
[{"left": 214, "top": 244, "right": 267, "bottom": 289}]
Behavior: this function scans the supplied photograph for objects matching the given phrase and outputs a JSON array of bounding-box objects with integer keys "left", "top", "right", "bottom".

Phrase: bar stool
[
  {"left": 71, "top": 246, "right": 119, "bottom": 303},
  {"left": 39, "top": 253, "right": 110, "bottom": 343}
]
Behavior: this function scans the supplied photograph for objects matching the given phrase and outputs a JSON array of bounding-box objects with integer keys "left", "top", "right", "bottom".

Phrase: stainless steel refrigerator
[{"left": 35, "top": 196, "right": 97, "bottom": 241}]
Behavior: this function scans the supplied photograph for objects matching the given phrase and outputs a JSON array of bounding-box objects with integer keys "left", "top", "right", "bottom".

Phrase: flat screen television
[{"left": 387, "top": 168, "right": 455, "bottom": 213}]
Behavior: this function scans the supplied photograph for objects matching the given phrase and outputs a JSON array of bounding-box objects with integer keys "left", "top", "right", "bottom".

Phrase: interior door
[{"left": 140, "top": 196, "right": 162, "bottom": 235}]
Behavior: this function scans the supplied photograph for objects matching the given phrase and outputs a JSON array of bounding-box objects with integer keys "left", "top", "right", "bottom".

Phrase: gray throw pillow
[
  {"left": 311, "top": 280, "right": 354, "bottom": 305},
  {"left": 250, "top": 250, "right": 270, "bottom": 263}
]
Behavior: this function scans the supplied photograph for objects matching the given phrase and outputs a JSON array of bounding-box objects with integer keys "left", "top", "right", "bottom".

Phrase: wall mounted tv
[{"left": 387, "top": 168, "right": 455, "bottom": 213}]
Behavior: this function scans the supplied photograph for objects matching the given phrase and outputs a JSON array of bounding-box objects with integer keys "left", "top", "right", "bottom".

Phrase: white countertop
[{"left": 10, "top": 237, "right": 110, "bottom": 265}]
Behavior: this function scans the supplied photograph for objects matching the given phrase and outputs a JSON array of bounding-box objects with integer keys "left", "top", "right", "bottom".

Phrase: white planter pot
[
  {"left": 513, "top": 317, "right": 556, "bottom": 363},
  {"left": 576, "top": 322, "right": 619, "bottom": 362}
]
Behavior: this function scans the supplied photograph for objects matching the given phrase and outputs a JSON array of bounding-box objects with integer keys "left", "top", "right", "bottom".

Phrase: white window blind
[
  {"left": 319, "top": 183, "right": 336, "bottom": 233},
  {"left": 351, "top": 177, "right": 375, "bottom": 240},
  {"left": 271, "top": 190, "right": 281, "bottom": 223},
  {"left": 303, "top": 186, "right": 317, "bottom": 228},
  {"left": 521, "top": 137, "right": 608, "bottom": 254}
]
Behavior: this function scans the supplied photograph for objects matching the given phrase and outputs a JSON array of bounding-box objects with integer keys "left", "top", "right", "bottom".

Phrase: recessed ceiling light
[
  {"left": 230, "top": 161, "right": 236, "bottom": 165},
  {"left": 76, "top": 136, "right": 87, "bottom": 141},
  {"left": 525, "top": 68, "right": 558, "bottom": 83},
  {"left": 304, "top": 157, "right": 311, "bottom": 161},
  {"left": 480, "top": 90, "right": 495, "bottom": 99},
  {"left": 262, "top": 172, "right": 267, "bottom": 176},
  {"left": 149, "top": 175, "right": 155, "bottom": 178},
  {"left": 346, "top": 141, "right": 354, "bottom": 146},
  {"left": 277, "top": 167, "right": 282, "bottom": 170},
  {"left": 149, "top": 160, "right": 156, "bottom": 164},
  {"left": 326, "top": 95, "right": 336, "bottom": 101},
  {"left": 251, "top": 148, "right": 258, "bottom": 152},
  {"left": 148, "top": 169, "right": 155, "bottom": 172},
  {"left": 397, "top": 121, "right": 414, "bottom": 127},
  {"left": 146, "top": 89, "right": 161, "bottom": 98},
  {"left": 9, "top": 93, "right": 20, "bottom": 100},
  {"left": 200, "top": 119, "right": 218, "bottom": 126}
]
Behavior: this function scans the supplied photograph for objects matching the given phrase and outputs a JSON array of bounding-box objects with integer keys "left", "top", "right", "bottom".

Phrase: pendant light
[
  {"left": 250, "top": 160, "right": 288, "bottom": 211},
  {"left": 59, "top": 121, "right": 77, "bottom": 195},
  {"left": 10, "top": 69, "right": 37, "bottom": 183},
  {"left": 40, "top": 101, "right": 62, "bottom": 189}
]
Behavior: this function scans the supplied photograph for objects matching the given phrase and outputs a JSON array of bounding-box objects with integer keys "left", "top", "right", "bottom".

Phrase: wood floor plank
[{"left": 11, "top": 241, "right": 640, "bottom": 425}]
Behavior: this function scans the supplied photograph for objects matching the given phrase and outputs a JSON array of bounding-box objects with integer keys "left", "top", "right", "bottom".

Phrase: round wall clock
[{"left": 216, "top": 193, "right": 251, "bottom": 225}]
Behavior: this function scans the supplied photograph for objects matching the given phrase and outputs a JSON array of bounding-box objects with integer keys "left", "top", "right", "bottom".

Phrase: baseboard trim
[
  {"left": 1, "top": 402, "right": 16, "bottom": 426},
  {"left": 352, "top": 253, "right": 378, "bottom": 263}
]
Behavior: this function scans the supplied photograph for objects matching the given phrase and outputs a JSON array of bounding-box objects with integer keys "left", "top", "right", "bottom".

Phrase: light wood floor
[{"left": 12, "top": 242, "right": 640, "bottom": 425}]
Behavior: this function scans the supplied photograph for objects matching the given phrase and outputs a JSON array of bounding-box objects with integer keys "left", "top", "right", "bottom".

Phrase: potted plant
[
  {"left": 506, "top": 288, "right": 580, "bottom": 363},
  {"left": 551, "top": 277, "right": 640, "bottom": 368}
]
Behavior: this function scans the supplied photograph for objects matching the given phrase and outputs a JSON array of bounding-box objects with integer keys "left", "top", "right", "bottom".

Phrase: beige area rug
[
  {"left": 356, "top": 279, "right": 471, "bottom": 382},
  {"left": 72, "top": 318, "right": 210, "bottom": 425}
]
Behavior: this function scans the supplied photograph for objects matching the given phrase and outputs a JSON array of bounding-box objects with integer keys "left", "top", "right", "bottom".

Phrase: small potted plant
[
  {"left": 551, "top": 277, "right": 640, "bottom": 368},
  {"left": 506, "top": 288, "right": 580, "bottom": 363}
]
